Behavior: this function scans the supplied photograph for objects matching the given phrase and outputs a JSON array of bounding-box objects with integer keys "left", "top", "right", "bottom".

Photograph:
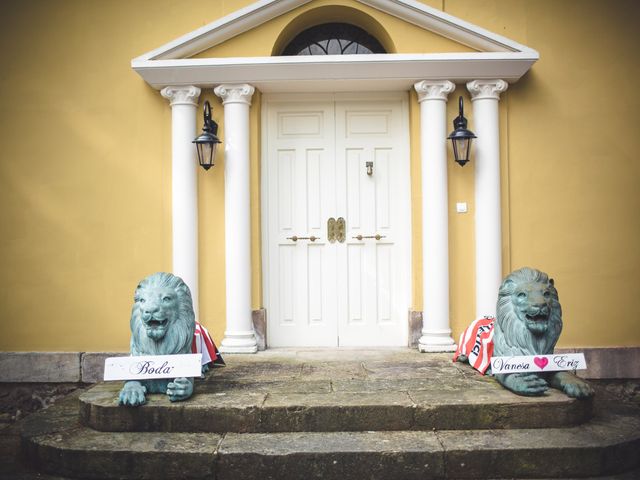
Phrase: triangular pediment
[
  {"left": 136, "top": 0, "right": 535, "bottom": 60},
  {"left": 132, "top": 0, "right": 538, "bottom": 92}
]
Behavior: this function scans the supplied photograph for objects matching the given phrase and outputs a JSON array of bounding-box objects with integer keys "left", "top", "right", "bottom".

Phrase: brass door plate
[
  {"left": 336, "top": 217, "right": 346, "bottom": 243},
  {"left": 327, "top": 217, "right": 337, "bottom": 243}
]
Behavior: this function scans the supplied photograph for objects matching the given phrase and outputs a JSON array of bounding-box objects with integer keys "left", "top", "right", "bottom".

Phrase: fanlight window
[{"left": 282, "top": 23, "right": 386, "bottom": 55}]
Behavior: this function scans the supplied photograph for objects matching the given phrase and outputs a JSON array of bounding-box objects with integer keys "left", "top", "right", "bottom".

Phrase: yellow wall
[{"left": 0, "top": 0, "right": 638, "bottom": 352}]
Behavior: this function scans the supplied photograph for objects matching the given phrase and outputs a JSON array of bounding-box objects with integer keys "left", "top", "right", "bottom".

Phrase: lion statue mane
[
  {"left": 493, "top": 267, "right": 593, "bottom": 398},
  {"left": 118, "top": 272, "right": 196, "bottom": 406}
]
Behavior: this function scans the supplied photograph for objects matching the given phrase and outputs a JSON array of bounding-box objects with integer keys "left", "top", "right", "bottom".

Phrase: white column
[
  {"left": 414, "top": 80, "right": 456, "bottom": 353},
  {"left": 160, "top": 86, "right": 201, "bottom": 319},
  {"left": 214, "top": 84, "right": 258, "bottom": 353},
  {"left": 467, "top": 79, "right": 508, "bottom": 318}
]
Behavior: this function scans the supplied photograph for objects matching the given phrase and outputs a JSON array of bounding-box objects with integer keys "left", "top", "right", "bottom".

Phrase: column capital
[
  {"left": 414, "top": 80, "right": 455, "bottom": 102},
  {"left": 160, "top": 85, "right": 201, "bottom": 106},
  {"left": 467, "top": 79, "right": 508, "bottom": 101},
  {"left": 214, "top": 84, "right": 255, "bottom": 106}
]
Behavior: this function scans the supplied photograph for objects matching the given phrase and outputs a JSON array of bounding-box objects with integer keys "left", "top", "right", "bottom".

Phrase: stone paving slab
[
  {"left": 20, "top": 401, "right": 640, "bottom": 480},
  {"left": 79, "top": 349, "right": 594, "bottom": 432},
  {"left": 437, "top": 412, "right": 640, "bottom": 479},
  {"left": 9, "top": 350, "right": 640, "bottom": 479},
  {"left": 27, "top": 428, "right": 222, "bottom": 480},
  {"left": 217, "top": 430, "right": 445, "bottom": 480},
  {"left": 410, "top": 388, "right": 592, "bottom": 429},
  {"left": 199, "top": 379, "right": 333, "bottom": 394},
  {"left": 261, "top": 391, "right": 415, "bottom": 432},
  {"left": 331, "top": 377, "right": 445, "bottom": 392},
  {"left": 81, "top": 382, "right": 267, "bottom": 432}
]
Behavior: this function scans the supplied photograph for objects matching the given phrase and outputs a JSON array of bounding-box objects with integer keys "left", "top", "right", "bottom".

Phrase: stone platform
[{"left": 7, "top": 349, "right": 640, "bottom": 479}]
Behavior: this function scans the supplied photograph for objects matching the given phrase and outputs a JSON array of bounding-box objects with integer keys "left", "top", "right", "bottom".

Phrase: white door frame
[{"left": 261, "top": 91, "right": 412, "bottom": 347}]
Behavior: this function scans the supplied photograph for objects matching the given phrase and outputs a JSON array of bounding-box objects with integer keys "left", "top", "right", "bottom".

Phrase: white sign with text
[
  {"left": 491, "top": 353, "right": 587, "bottom": 374},
  {"left": 104, "top": 354, "right": 202, "bottom": 381}
]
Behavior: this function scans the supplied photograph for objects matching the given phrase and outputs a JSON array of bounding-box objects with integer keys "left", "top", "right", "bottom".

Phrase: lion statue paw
[
  {"left": 550, "top": 371, "right": 594, "bottom": 399},
  {"left": 493, "top": 267, "right": 594, "bottom": 399},
  {"left": 118, "top": 272, "right": 197, "bottom": 406},
  {"left": 119, "top": 381, "right": 147, "bottom": 406},
  {"left": 167, "top": 377, "right": 194, "bottom": 402},
  {"left": 497, "top": 372, "right": 548, "bottom": 396}
]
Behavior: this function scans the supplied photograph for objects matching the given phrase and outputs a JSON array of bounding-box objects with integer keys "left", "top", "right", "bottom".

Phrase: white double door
[{"left": 263, "top": 93, "right": 410, "bottom": 347}]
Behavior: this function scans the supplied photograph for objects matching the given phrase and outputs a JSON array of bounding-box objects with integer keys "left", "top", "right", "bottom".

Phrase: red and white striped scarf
[
  {"left": 191, "top": 321, "right": 225, "bottom": 367},
  {"left": 453, "top": 317, "right": 494, "bottom": 374}
]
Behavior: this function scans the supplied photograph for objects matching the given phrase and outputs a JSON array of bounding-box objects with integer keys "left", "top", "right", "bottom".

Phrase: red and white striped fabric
[
  {"left": 191, "top": 322, "right": 225, "bottom": 367},
  {"left": 453, "top": 317, "right": 495, "bottom": 374}
]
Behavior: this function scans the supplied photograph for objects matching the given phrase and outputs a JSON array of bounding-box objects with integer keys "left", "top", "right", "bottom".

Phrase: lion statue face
[
  {"left": 494, "top": 267, "right": 563, "bottom": 356},
  {"left": 130, "top": 272, "right": 195, "bottom": 356}
]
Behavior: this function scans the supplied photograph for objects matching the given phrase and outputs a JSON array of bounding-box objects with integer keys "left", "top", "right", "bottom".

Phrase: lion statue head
[
  {"left": 130, "top": 272, "right": 195, "bottom": 356},
  {"left": 493, "top": 267, "right": 562, "bottom": 357}
]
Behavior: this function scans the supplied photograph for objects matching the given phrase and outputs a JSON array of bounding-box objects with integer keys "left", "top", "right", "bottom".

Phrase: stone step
[
  {"left": 80, "top": 379, "right": 593, "bottom": 433},
  {"left": 21, "top": 397, "right": 640, "bottom": 480}
]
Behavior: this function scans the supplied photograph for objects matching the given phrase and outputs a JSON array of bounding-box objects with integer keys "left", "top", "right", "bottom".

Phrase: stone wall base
[{"left": 1, "top": 346, "right": 638, "bottom": 382}]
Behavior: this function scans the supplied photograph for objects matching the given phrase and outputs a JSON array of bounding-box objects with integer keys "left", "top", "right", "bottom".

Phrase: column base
[
  {"left": 418, "top": 330, "right": 456, "bottom": 353},
  {"left": 418, "top": 343, "right": 456, "bottom": 353},
  {"left": 220, "top": 330, "right": 258, "bottom": 354}
]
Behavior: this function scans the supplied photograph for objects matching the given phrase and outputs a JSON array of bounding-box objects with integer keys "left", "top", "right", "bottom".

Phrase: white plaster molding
[
  {"left": 134, "top": 0, "right": 538, "bottom": 62},
  {"left": 135, "top": 54, "right": 537, "bottom": 93},
  {"left": 214, "top": 84, "right": 255, "bottom": 105},
  {"left": 467, "top": 79, "right": 508, "bottom": 101},
  {"left": 414, "top": 80, "right": 456, "bottom": 102},
  {"left": 132, "top": 0, "right": 539, "bottom": 92},
  {"left": 160, "top": 85, "right": 201, "bottom": 106}
]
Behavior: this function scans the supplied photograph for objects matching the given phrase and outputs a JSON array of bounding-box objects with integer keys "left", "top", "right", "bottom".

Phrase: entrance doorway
[{"left": 262, "top": 93, "right": 411, "bottom": 347}]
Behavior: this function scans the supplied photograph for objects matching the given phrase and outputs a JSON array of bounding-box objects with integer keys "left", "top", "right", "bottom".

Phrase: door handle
[
  {"left": 287, "top": 236, "right": 319, "bottom": 242},
  {"left": 352, "top": 234, "right": 386, "bottom": 241}
]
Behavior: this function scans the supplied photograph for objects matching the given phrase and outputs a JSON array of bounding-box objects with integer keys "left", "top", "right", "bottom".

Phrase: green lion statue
[
  {"left": 119, "top": 272, "right": 196, "bottom": 406},
  {"left": 493, "top": 267, "right": 594, "bottom": 398}
]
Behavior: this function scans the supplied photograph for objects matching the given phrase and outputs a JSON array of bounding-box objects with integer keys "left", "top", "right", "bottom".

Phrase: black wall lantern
[
  {"left": 193, "top": 101, "right": 222, "bottom": 171},
  {"left": 448, "top": 96, "right": 476, "bottom": 167}
]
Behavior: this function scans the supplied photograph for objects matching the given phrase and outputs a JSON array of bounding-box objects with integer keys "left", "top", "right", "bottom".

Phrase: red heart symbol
[{"left": 534, "top": 356, "right": 549, "bottom": 370}]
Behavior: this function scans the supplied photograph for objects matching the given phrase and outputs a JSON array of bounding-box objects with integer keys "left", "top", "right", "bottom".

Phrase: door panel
[
  {"left": 335, "top": 100, "right": 406, "bottom": 346},
  {"left": 264, "top": 94, "right": 409, "bottom": 347},
  {"left": 266, "top": 102, "right": 338, "bottom": 347}
]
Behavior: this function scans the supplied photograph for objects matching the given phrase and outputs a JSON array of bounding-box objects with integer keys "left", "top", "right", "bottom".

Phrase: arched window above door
[{"left": 281, "top": 23, "right": 387, "bottom": 56}]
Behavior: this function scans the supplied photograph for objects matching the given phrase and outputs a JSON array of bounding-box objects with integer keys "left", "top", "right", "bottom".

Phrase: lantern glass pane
[
  {"left": 197, "top": 143, "right": 215, "bottom": 168},
  {"left": 453, "top": 138, "right": 470, "bottom": 162}
]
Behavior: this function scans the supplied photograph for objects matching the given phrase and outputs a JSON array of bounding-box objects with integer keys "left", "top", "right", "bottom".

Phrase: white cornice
[
  {"left": 132, "top": 52, "right": 537, "bottom": 92},
  {"left": 131, "top": 0, "right": 539, "bottom": 92}
]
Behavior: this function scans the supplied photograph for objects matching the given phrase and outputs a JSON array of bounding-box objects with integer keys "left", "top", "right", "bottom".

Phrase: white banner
[
  {"left": 491, "top": 353, "right": 587, "bottom": 375},
  {"left": 104, "top": 354, "right": 202, "bottom": 381}
]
